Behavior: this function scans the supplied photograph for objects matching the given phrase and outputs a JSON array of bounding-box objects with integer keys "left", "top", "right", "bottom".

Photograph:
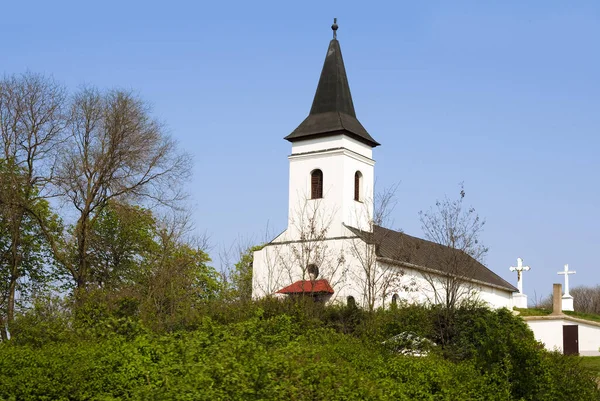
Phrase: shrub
[{"left": 3, "top": 298, "right": 599, "bottom": 400}]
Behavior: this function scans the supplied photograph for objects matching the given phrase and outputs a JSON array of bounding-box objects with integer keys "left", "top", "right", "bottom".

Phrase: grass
[
  {"left": 514, "top": 308, "right": 600, "bottom": 323},
  {"left": 514, "top": 308, "right": 551, "bottom": 317},
  {"left": 580, "top": 357, "right": 600, "bottom": 377},
  {"left": 564, "top": 310, "right": 600, "bottom": 324}
]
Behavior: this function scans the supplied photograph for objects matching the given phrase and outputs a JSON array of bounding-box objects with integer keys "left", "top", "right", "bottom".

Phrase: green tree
[
  {"left": 134, "top": 219, "right": 221, "bottom": 330},
  {"left": 229, "top": 244, "right": 263, "bottom": 302},
  {"left": 0, "top": 73, "right": 66, "bottom": 340},
  {"left": 40, "top": 88, "right": 191, "bottom": 291},
  {"left": 86, "top": 202, "right": 157, "bottom": 290},
  {"left": 0, "top": 160, "right": 61, "bottom": 340},
  {"left": 70, "top": 206, "right": 221, "bottom": 331}
]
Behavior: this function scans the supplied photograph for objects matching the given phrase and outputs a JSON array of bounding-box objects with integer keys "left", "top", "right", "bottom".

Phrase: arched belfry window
[
  {"left": 354, "top": 171, "right": 362, "bottom": 202},
  {"left": 311, "top": 169, "right": 323, "bottom": 199}
]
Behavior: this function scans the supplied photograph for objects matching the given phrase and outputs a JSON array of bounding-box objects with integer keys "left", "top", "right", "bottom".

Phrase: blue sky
[{"left": 2, "top": 1, "right": 599, "bottom": 300}]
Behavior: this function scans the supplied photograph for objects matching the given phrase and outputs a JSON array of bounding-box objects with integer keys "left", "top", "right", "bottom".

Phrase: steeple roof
[{"left": 284, "top": 26, "right": 380, "bottom": 147}]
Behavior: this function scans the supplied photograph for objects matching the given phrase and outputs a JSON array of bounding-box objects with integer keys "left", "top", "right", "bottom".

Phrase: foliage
[
  {"left": 513, "top": 307, "right": 552, "bottom": 317},
  {"left": 2, "top": 300, "right": 599, "bottom": 400},
  {"left": 0, "top": 158, "right": 62, "bottom": 339},
  {"left": 0, "top": 73, "right": 194, "bottom": 342},
  {"left": 0, "top": 315, "right": 509, "bottom": 400},
  {"left": 565, "top": 310, "right": 600, "bottom": 324},
  {"left": 228, "top": 244, "right": 264, "bottom": 302},
  {"left": 0, "top": 72, "right": 598, "bottom": 399},
  {"left": 49, "top": 87, "right": 191, "bottom": 290},
  {"left": 86, "top": 202, "right": 158, "bottom": 290},
  {"left": 581, "top": 356, "right": 600, "bottom": 377},
  {"left": 515, "top": 307, "right": 600, "bottom": 324},
  {"left": 135, "top": 235, "right": 221, "bottom": 332},
  {"left": 8, "top": 295, "right": 74, "bottom": 346}
]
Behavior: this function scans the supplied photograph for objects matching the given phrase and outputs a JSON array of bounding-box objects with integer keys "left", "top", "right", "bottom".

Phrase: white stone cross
[
  {"left": 509, "top": 258, "right": 530, "bottom": 294},
  {"left": 558, "top": 264, "right": 576, "bottom": 296}
]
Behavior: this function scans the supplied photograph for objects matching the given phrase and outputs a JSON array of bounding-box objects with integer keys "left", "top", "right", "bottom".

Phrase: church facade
[{"left": 252, "top": 24, "right": 517, "bottom": 309}]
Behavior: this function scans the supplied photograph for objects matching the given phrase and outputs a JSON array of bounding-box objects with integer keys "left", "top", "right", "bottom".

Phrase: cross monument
[
  {"left": 558, "top": 264, "right": 576, "bottom": 311},
  {"left": 509, "top": 258, "right": 530, "bottom": 308}
]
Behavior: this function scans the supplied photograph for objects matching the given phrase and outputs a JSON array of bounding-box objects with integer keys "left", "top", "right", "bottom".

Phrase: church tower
[
  {"left": 284, "top": 20, "right": 380, "bottom": 237},
  {"left": 253, "top": 21, "right": 518, "bottom": 307}
]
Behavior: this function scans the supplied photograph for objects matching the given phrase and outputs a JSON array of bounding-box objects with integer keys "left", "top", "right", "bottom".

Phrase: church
[{"left": 252, "top": 21, "right": 517, "bottom": 309}]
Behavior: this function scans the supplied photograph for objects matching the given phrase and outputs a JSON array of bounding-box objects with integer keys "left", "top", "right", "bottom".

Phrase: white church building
[{"left": 252, "top": 22, "right": 517, "bottom": 309}]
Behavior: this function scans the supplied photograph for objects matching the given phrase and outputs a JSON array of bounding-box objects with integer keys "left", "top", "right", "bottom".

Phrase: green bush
[
  {"left": 2, "top": 299, "right": 599, "bottom": 400},
  {"left": 0, "top": 317, "right": 515, "bottom": 400}
]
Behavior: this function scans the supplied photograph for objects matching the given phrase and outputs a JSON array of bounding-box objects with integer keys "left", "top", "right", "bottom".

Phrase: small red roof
[{"left": 276, "top": 279, "right": 334, "bottom": 295}]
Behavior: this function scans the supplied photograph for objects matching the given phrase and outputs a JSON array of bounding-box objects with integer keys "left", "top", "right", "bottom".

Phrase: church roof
[
  {"left": 284, "top": 27, "right": 380, "bottom": 147},
  {"left": 276, "top": 279, "right": 335, "bottom": 295},
  {"left": 346, "top": 225, "right": 517, "bottom": 293}
]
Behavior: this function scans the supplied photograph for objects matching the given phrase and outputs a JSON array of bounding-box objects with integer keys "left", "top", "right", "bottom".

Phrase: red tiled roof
[{"left": 276, "top": 279, "right": 334, "bottom": 295}]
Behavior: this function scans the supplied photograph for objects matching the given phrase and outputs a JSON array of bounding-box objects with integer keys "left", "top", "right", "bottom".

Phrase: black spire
[{"left": 285, "top": 20, "right": 380, "bottom": 147}]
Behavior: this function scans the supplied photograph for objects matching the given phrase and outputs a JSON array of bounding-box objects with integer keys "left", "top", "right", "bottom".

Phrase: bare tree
[
  {"left": 40, "top": 87, "right": 191, "bottom": 291},
  {"left": 348, "top": 183, "right": 410, "bottom": 311},
  {"left": 537, "top": 285, "right": 600, "bottom": 314},
  {"left": 252, "top": 244, "right": 286, "bottom": 298},
  {"left": 418, "top": 184, "right": 488, "bottom": 309},
  {"left": 572, "top": 285, "right": 600, "bottom": 314},
  {"left": 251, "top": 196, "right": 347, "bottom": 300},
  {"left": 277, "top": 197, "right": 347, "bottom": 297},
  {"left": 0, "top": 73, "right": 66, "bottom": 338}
]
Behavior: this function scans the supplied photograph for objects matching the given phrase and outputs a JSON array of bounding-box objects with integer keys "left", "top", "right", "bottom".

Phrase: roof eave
[
  {"left": 284, "top": 129, "right": 380, "bottom": 148},
  {"left": 377, "top": 256, "right": 518, "bottom": 293}
]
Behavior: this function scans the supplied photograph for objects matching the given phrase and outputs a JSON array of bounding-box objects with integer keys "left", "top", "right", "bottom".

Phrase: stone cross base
[
  {"left": 562, "top": 295, "right": 574, "bottom": 311},
  {"left": 513, "top": 293, "right": 528, "bottom": 309}
]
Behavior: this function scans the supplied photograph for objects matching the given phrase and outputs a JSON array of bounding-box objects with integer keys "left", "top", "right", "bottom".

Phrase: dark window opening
[
  {"left": 354, "top": 171, "right": 362, "bottom": 201},
  {"left": 391, "top": 293, "right": 399, "bottom": 308},
  {"left": 311, "top": 169, "right": 323, "bottom": 199},
  {"left": 307, "top": 264, "right": 319, "bottom": 280}
]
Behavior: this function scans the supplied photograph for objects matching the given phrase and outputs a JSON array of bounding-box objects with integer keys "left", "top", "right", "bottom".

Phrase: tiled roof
[
  {"left": 346, "top": 225, "right": 517, "bottom": 292},
  {"left": 276, "top": 279, "right": 335, "bottom": 295}
]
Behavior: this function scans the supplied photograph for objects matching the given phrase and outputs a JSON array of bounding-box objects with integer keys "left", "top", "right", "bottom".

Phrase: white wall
[
  {"left": 526, "top": 320, "right": 565, "bottom": 353},
  {"left": 252, "top": 229, "right": 514, "bottom": 311},
  {"left": 252, "top": 233, "right": 354, "bottom": 303},
  {"left": 525, "top": 317, "right": 600, "bottom": 356},
  {"left": 368, "top": 261, "right": 513, "bottom": 310},
  {"left": 288, "top": 136, "right": 375, "bottom": 237},
  {"left": 291, "top": 135, "right": 372, "bottom": 158}
]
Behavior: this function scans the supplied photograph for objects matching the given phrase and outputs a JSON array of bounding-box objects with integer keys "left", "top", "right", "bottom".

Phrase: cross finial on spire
[{"left": 332, "top": 18, "right": 338, "bottom": 39}]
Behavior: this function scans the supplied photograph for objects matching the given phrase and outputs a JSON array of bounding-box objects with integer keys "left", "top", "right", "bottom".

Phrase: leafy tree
[
  {"left": 134, "top": 221, "right": 221, "bottom": 331},
  {"left": 71, "top": 208, "right": 221, "bottom": 332},
  {"left": 39, "top": 87, "right": 191, "bottom": 291},
  {"left": 86, "top": 202, "right": 157, "bottom": 290},
  {"left": 0, "top": 160, "right": 61, "bottom": 340},
  {"left": 0, "top": 73, "right": 66, "bottom": 339},
  {"left": 229, "top": 244, "right": 263, "bottom": 302}
]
